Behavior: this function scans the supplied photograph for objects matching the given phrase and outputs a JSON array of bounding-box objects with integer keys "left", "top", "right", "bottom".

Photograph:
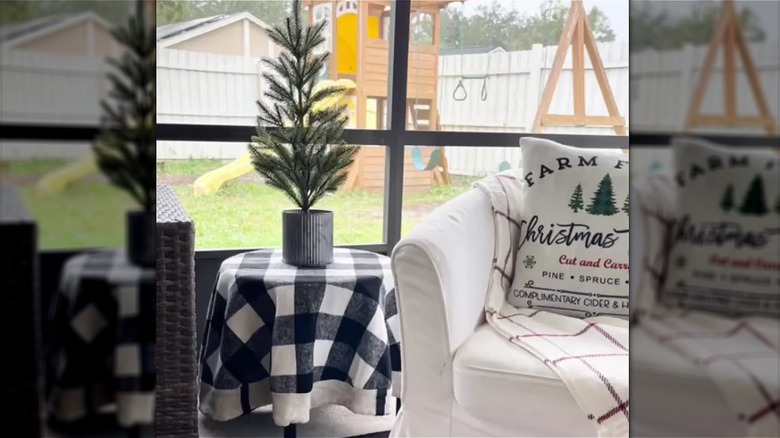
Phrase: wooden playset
[{"left": 304, "top": 0, "right": 456, "bottom": 193}]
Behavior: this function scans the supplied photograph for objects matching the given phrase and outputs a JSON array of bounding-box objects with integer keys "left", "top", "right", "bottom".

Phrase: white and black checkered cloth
[
  {"left": 198, "top": 248, "right": 400, "bottom": 426},
  {"left": 46, "top": 250, "right": 155, "bottom": 427}
]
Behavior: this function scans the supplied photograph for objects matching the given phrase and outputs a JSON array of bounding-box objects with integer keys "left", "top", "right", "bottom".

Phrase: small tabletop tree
[
  {"left": 93, "top": 1, "right": 155, "bottom": 267},
  {"left": 93, "top": 0, "right": 155, "bottom": 212},
  {"left": 249, "top": 0, "right": 358, "bottom": 212}
]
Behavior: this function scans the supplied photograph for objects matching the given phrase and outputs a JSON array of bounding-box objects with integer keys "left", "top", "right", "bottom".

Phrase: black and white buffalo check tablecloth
[
  {"left": 199, "top": 248, "right": 401, "bottom": 426},
  {"left": 46, "top": 250, "right": 155, "bottom": 427}
]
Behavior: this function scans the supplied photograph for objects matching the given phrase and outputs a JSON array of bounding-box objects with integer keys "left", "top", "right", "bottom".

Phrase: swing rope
[
  {"left": 453, "top": 23, "right": 467, "bottom": 101},
  {"left": 452, "top": 17, "right": 494, "bottom": 102}
]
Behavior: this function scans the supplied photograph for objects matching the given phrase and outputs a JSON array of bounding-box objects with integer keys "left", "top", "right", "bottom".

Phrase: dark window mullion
[
  {"left": 154, "top": 125, "right": 394, "bottom": 144},
  {"left": 153, "top": 124, "right": 635, "bottom": 148},
  {"left": 383, "top": 0, "right": 412, "bottom": 252}
]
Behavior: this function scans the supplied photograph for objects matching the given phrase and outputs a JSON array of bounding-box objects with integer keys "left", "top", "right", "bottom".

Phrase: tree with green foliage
[
  {"left": 622, "top": 193, "right": 629, "bottom": 214},
  {"left": 721, "top": 184, "right": 735, "bottom": 212},
  {"left": 569, "top": 183, "right": 584, "bottom": 213},
  {"left": 155, "top": 0, "right": 200, "bottom": 26},
  {"left": 437, "top": 0, "right": 616, "bottom": 51},
  {"left": 739, "top": 175, "right": 768, "bottom": 216},
  {"left": 586, "top": 174, "right": 618, "bottom": 216},
  {"left": 156, "top": 0, "right": 291, "bottom": 27},
  {"left": 630, "top": 1, "right": 766, "bottom": 51},
  {"left": 0, "top": 1, "right": 39, "bottom": 24},
  {"left": 93, "top": 1, "right": 156, "bottom": 212},
  {"left": 0, "top": 0, "right": 131, "bottom": 25},
  {"left": 248, "top": 0, "right": 358, "bottom": 212}
]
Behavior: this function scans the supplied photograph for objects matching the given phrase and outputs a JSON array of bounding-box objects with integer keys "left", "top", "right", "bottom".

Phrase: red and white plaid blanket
[
  {"left": 631, "top": 173, "right": 677, "bottom": 319},
  {"left": 633, "top": 174, "right": 780, "bottom": 437},
  {"left": 476, "top": 172, "right": 630, "bottom": 437},
  {"left": 637, "top": 310, "right": 780, "bottom": 437}
]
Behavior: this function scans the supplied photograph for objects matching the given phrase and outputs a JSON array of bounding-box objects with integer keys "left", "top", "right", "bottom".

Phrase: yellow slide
[
  {"left": 193, "top": 153, "right": 254, "bottom": 195},
  {"left": 36, "top": 152, "right": 98, "bottom": 195},
  {"left": 192, "top": 79, "right": 358, "bottom": 195}
]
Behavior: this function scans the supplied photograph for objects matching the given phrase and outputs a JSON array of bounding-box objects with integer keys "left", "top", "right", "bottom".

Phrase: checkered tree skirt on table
[
  {"left": 46, "top": 250, "right": 155, "bottom": 427},
  {"left": 199, "top": 248, "right": 400, "bottom": 426}
]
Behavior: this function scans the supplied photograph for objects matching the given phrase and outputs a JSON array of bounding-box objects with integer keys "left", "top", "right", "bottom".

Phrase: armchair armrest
[{"left": 391, "top": 188, "right": 494, "bottom": 431}]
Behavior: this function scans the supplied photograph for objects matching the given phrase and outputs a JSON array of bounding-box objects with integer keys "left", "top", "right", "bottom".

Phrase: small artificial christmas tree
[
  {"left": 622, "top": 193, "right": 629, "bottom": 214},
  {"left": 721, "top": 184, "right": 735, "bottom": 212},
  {"left": 568, "top": 183, "right": 584, "bottom": 212},
  {"left": 249, "top": 0, "right": 358, "bottom": 211},
  {"left": 738, "top": 175, "right": 768, "bottom": 216},
  {"left": 93, "top": 0, "right": 155, "bottom": 212},
  {"left": 93, "top": 1, "right": 155, "bottom": 267},
  {"left": 586, "top": 174, "right": 618, "bottom": 216},
  {"left": 249, "top": 0, "right": 358, "bottom": 266}
]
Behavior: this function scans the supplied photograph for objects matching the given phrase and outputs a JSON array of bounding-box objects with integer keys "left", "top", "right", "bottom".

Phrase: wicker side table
[
  {"left": 156, "top": 185, "right": 197, "bottom": 438},
  {"left": 0, "top": 185, "right": 42, "bottom": 435}
]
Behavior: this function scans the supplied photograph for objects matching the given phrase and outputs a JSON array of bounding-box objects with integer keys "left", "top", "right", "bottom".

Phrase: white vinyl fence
[
  {"left": 154, "top": 42, "right": 632, "bottom": 175},
  {"left": 437, "top": 41, "right": 629, "bottom": 175},
  {"left": 630, "top": 41, "right": 780, "bottom": 134},
  {"left": 3, "top": 40, "right": 778, "bottom": 174},
  {"left": 0, "top": 51, "right": 110, "bottom": 159}
]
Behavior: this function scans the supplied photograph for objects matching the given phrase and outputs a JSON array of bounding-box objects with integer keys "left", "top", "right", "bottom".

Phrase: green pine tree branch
[
  {"left": 93, "top": 2, "right": 155, "bottom": 212},
  {"left": 249, "top": 0, "right": 358, "bottom": 213}
]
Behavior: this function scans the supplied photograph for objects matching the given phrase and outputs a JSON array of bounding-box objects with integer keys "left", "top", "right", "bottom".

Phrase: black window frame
[
  {"left": 4, "top": 0, "right": 778, "bottom": 260},
  {"left": 156, "top": 0, "right": 629, "bottom": 257}
]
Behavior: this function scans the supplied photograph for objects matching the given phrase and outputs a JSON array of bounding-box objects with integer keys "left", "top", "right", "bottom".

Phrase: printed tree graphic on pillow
[
  {"left": 569, "top": 183, "right": 584, "bottom": 212},
  {"left": 622, "top": 193, "right": 629, "bottom": 214},
  {"left": 738, "top": 175, "right": 768, "bottom": 216},
  {"left": 721, "top": 184, "right": 735, "bottom": 212},
  {"left": 586, "top": 174, "right": 618, "bottom": 216}
]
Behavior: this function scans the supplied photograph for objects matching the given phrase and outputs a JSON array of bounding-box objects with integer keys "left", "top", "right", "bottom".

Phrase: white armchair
[{"left": 389, "top": 188, "right": 596, "bottom": 437}]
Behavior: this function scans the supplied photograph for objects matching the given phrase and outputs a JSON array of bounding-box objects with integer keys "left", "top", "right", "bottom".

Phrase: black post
[
  {"left": 284, "top": 424, "right": 297, "bottom": 438},
  {"left": 396, "top": 398, "right": 402, "bottom": 414},
  {"left": 384, "top": 0, "right": 412, "bottom": 251}
]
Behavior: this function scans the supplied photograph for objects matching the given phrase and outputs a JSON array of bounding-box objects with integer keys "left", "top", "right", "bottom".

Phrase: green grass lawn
[
  {"left": 160, "top": 159, "right": 479, "bottom": 249},
  {"left": 3, "top": 159, "right": 137, "bottom": 249},
  {"left": 2, "top": 158, "right": 478, "bottom": 250}
]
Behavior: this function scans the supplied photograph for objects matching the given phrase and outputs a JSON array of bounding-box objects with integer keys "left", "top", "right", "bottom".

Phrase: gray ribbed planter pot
[
  {"left": 282, "top": 209, "right": 334, "bottom": 267},
  {"left": 127, "top": 210, "right": 155, "bottom": 267}
]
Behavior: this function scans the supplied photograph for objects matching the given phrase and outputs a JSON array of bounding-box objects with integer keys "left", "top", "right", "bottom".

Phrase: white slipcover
[{"left": 390, "top": 188, "right": 598, "bottom": 436}]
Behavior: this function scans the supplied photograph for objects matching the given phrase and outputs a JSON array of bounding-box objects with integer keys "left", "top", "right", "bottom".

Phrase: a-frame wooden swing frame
[
  {"left": 532, "top": 0, "right": 626, "bottom": 135},
  {"left": 684, "top": 0, "right": 776, "bottom": 135}
]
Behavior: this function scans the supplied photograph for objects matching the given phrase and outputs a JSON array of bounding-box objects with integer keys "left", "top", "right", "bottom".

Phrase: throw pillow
[
  {"left": 508, "top": 137, "right": 630, "bottom": 318},
  {"left": 661, "top": 137, "right": 780, "bottom": 317}
]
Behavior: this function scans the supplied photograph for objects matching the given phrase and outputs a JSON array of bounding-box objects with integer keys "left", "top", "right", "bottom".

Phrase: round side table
[
  {"left": 199, "top": 248, "right": 401, "bottom": 436},
  {"left": 47, "top": 250, "right": 154, "bottom": 436}
]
